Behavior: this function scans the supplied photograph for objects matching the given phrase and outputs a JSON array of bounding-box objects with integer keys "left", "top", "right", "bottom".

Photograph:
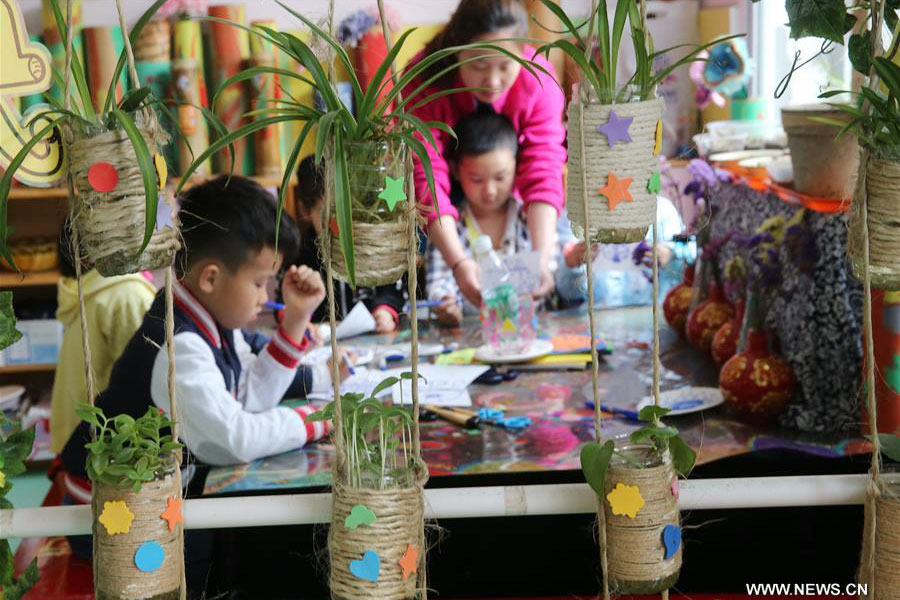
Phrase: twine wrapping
[
  {"left": 566, "top": 96, "right": 663, "bottom": 244},
  {"left": 849, "top": 157, "right": 900, "bottom": 290},
  {"left": 603, "top": 456, "right": 681, "bottom": 592},
  {"left": 864, "top": 480, "right": 900, "bottom": 599},
  {"left": 329, "top": 479, "right": 426, "bottom": 600},
  {"left": 329, "top": 217, "right": 409, "bottom": 287},
  {"left": 67, "top": 125, "right": 180, "bottom": 276},
  {"left": 92, "top": 464, "right": 182, "bottom": 600}
]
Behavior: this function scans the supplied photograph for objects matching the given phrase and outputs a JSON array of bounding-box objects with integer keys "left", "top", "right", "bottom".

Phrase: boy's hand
[
  {"left": 372, "top": 307, "right": 397, "bottom": 334},
  {"left": 281, "top": 265, "right": 325, "bottom": 341},
  {"left": 434, "top": 296, "right": 462, "bottom": 327},
  {"left": 327, "top": 347, "right": 358, "bottom": 382}
]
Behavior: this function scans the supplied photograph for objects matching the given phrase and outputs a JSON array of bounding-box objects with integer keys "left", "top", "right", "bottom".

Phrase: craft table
[
  {"left": 201, "top": 307, "right": 867, "bottom": 496},
  {"left": 194, "top": 307, "right": 873, "bottom": 599}
]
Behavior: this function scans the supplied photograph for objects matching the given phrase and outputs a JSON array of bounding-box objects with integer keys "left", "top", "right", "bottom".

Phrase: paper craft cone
[{"left": 83, "top": 25, "right": 126, "bottom": 111}]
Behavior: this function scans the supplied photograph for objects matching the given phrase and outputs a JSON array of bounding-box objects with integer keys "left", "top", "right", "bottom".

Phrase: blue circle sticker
[{"left": 134, "top": 541, "right": 165, "bottom": 573}]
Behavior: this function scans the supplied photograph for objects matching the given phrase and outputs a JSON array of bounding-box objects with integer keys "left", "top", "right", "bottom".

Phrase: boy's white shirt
[{"left": 149, "top": 330, "right": 331, "bottom": 466}]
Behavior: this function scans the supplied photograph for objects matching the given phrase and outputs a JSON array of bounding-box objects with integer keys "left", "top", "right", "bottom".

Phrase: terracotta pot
[
  {"left": 664, "top": 264, "right": 695, "bottom": 337},
  {"left": 711, "top": 299, "right": 745, "bottom": 366},
  {"left": 720, "top": 329, "right": 796, "bottom": 425},
  {"left": 686, "top": 283, "right": 734, "bottom": 353}
]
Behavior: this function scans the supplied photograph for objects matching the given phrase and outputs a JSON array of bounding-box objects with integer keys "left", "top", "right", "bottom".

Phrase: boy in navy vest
[{"left": 61, "top": 175, "right": 339, "bottom": 501}]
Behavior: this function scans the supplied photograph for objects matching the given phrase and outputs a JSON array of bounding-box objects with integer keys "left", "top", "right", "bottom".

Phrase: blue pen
[
  {"left": 342, "top": 353, "right": 356, "bottom": 376},
  {"left": 264, "top": 301, "right": 285, "bottom": 311},
  {"left": 584, "top": 401, "right": 641, "bottom": 421}
]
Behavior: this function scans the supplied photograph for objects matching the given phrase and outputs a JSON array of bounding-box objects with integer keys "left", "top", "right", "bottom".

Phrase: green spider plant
[
  {"left": 177, "top": 0, "right": 552, "bottom": 287},
  {"left": 306, "top": 373, "right": 419, "bottom": 489},
  {"left": 0, "top": 0, "right": 225, "bottom": 271},
  {"left": 534, "top": 0, "right": 743, "bottom": 104}
]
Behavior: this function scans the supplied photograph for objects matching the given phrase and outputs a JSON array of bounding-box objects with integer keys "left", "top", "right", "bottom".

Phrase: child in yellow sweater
[{"left": 49, "top": 222, "right": 156, "bottom": 453}]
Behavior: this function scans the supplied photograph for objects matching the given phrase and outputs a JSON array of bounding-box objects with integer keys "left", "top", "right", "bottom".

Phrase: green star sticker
[
  {"left": 378, "top": 175, "right": 407, "bottom": 212},
  {"left": 647, "top": 171, "right": 662, "bottom": 194}
]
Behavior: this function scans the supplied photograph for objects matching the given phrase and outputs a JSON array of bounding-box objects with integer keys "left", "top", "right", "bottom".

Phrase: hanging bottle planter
[
  {"left": 849, "top": 157, "right": 900, "bottom": 290},
  {"left": 93, "top": 455, "right": 183, "bottom": 600},
  {"left": 67, "top": 120, "right": 180, "bottom": 277},
  {"left": 566, "top": 87, "right": 664, "bottom": 244},
  {"left": 603, "top": 441, "right": 682, "bottom": 594},
  {"left": 327, "top": 139, "right": 410, "bottom": 287}
]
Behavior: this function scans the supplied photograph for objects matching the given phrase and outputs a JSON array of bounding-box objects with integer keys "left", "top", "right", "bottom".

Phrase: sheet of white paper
[
  {"left": 390, "top": 364, "right": 489, "bottom": 407},
  {"left": 503, "top": 250, "right": 542, "bottom": 294},
  {"left": 318, "top": 302, "right": 376, "bottom": 341},
  {"left": 305, "top": 367, "right": 391, "bottom": 401}
]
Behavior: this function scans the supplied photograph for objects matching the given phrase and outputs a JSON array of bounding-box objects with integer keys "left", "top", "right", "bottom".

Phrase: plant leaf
[
  {"left": 0, "top": 291, "right": 22, "bottom": 351},
  {"left": 333, "top": 126, "right": 355, "bottom": 286},
  {"left": 848, "top": 32, "right": 871, "bottom": 75},
  {"left": 784, "top": 0, "right": 855, "bottom": 44},
  {"left": 371, "top": 377, "right": 400, "bottom": 398},
  {"left": 119, "top": 87, "right": 152, "bottom": 113},
  {"left": 108, "top": 109, "right": 158, "bottom": 255},
  {"left": 638, "top": 405, "right": 672, "bottom": 422},
  {"left": 879, "top": 434, "right": 900, "bottom": 463},
  {"left": 630, "top": 425, "right": 678, "bottom": 442},
  {"left": 580, "top": 440, "right": 614, "bottom": 496},
  {"left": 669, "top": 435, "right": 696, "bottom": 477}
]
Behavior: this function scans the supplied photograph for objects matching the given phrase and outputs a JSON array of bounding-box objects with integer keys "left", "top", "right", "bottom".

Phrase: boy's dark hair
[
  {"left": 176, "top": 175, "right": 300, "bottom": 277},
  {"left": 296, "top": 155, "right": 325, "bottom": 214},
  {"left": 451, "top": 110, "right": 519, "bottom": 162}
]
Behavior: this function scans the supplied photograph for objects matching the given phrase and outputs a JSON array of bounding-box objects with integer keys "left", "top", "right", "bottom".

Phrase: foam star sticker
[
  {"left": 160, "top": 496, "right": 183, "bottom": 532},
  {"left": 98, "top": 500, "right": 134, "bottom": 535},
  {"left": 154, "top": 153, "right": 168, "bottom": 188},
  {"left": 647, "top": 171, "right": 662, "bottom": 194},
  {"left": 598, "top": 172, "right": 633, "bottom": 211},
  {"left": 653, "top": 120, "right": 663, "bottom": 155},
  {"left": 0, "top": 470, "right": 5, "bottom": 487},
  {"left": 378, "top": 175, "right": 407, "bottom": 211},
  {"left": 501, "top": 317, "right": 517, "bottom": 333},
  {"left": 596, "top": 110, "right": 634, "bottom": 147},
  {"left": 398, "top": 543, "right": 419, "bottom": 580},
  {"left": 606, "top": 482, "right": 644, "bottom": 518}
]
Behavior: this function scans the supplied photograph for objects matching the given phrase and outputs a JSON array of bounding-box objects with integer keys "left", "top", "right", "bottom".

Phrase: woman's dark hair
[
  {"left": 418, "top": 0, "right": 529, "bottom": 86},
  {"left": 175, "top": 175, "right": 300, "bottom": 278},
  {"left": 451, "top": 109, "right": 519, "bottom": 162}
]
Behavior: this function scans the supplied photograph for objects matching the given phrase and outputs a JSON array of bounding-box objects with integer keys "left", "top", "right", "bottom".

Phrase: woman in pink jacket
[{"left": 407, "top": 0, "right": 567, "bottom": 305}]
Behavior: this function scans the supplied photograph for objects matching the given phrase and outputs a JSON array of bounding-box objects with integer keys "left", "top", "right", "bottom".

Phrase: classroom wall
[{"left": 17, "top": 0, "right": 587, "bottom": 33}]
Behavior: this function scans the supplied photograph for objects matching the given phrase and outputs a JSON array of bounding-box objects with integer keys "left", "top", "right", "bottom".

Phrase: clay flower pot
[
  {"left": 719, "top": 329, "right": 796, "bottom": 425},
  {"left": 686, "top": 283, "right": 734, "bottom": 353},
  {"left": 711, "top": 299, "right": 745, "bottom": 366},
  {"left": 664, "top": 264, "right": 695, "bottom": 337}
]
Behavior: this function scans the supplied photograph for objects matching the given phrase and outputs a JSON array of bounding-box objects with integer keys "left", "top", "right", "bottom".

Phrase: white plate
[
  {"left": 0, "top": 385, "right": 25, "bottom": 411},
  {"left": 636, "top": 387, "right": 724, "bottom": 415},
  {"left": 474, "top": 339, "right": 554, "bottom": 364},
  {"left": 300, "top": 346, "right": 375, "bottom": 367}
]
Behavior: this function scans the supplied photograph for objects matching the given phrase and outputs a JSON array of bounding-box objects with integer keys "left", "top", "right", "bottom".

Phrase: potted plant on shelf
[
  {"left": 534, "top": 0, "right": 737, "bottom": 244},
  {"left": 179, "top": 0, "right": 547, "bottom": 287},
  {"left": 580, "top": 405, "right": 695, "bottom": 594},
  {"left": 76, "top": 403, "right": 185, "bottom": 600},
  {"left": 0, "top": 0, "right": 189, "bottom": 277},
  {"left": 307, "top": 373, "right": 425, "bottom": 599}
]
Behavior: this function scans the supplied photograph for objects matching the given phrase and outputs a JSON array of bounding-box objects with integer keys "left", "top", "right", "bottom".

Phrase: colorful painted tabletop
[{"left": 203, "top": 307, "right": 866, "bottom": 495}]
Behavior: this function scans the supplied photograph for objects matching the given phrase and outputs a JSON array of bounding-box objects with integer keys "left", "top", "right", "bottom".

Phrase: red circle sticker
[{"left": 87, "top": 162, "right": 119, "bottom": 193}]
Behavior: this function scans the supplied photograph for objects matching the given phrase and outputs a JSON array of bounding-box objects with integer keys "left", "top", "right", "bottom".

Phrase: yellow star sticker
[
  {"left": 98, "top": 500, "right": 134, "bottom": 535},
  {"left": 606, "top": 483, "right": 644, "bottom": 518},
  {"left": 501, "top": 317, "right": 517, "bottom": 333},
  {"left": 598, "top": 172, "right": 633, "bottom": 211},
  {"left": 378, "top": 175, "right": 407, "bottom": 211},
  {"left": 154, "top": 153, "right": 168, "bottom": 188},
  {"left": 653, "top": 120, "right": 663, "bottom": 156}
]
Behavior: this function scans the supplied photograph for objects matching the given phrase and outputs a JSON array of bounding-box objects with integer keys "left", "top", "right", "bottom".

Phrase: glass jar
[{"left": 479, "top": 284, "right": 537, "bottom": 355}]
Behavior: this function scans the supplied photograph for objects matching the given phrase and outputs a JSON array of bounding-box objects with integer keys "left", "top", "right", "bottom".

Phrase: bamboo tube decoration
[
  {"left": 83, "top": 25, "right": 126, "bottom": 111},
  {"left": 249, "top": 21, "right": 282, "bottom": 177},
  {"left": 172, "top": 19, "right": 210, "bottom": 176},
  {"left": 42, "top": 0, "right": 82, "bottom": 102}
]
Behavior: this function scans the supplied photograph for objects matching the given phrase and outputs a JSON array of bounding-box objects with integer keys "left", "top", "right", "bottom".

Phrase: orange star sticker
[
  {"left": 160, "top": 496, "right": 184, "bottom": 532},
  {"left": 398, "top": 543, "right": 419, "bottom": 580},
  {"left": 598, "top": 172, "right": 634, "bottom": 211}
]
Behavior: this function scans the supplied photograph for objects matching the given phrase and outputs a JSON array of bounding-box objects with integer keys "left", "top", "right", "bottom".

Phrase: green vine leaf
[
  {"left": 669, "top": 435, "right": 697, "bottom": 478},
  {"left": 580, "top": 440, "right": 615, "bottom": 496},
  {"left": 878, "top": 434, "right": 900, "bottom": 463},
  {"left": 785, "top": 0, "right": 855, "bottom": 44},
  {"left": 638, "top": 405, "right": 671, "bottom": 423},
  {"left": 0, "top": 291, "right": 22, "bottom": 351},
  {"left": 848, "top": 32, "right": 871, "bottom": 76}
]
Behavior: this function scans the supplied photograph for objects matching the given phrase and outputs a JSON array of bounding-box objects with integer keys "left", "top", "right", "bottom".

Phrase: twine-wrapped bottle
[
  {"left": 67, "top": 121, "right": 180, "bottom": 277},
  {"left": 92, "top": 455, "right": 183, "bottom": 600},
  {"left": 849, "top": 157, "right": 900, "bottom": 289},
  {"left": 566, "top": 87, "right": 664, "bottom": 244},
  {"left": 603, "top": 442, "right": 681, "bottom": 594},
  {"left": 327, "top": 140, "right": 410, "bottom": 287}
]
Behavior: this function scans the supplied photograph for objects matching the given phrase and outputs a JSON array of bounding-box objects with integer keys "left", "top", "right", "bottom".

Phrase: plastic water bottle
[{"left": 472, "top": 235, "right": 535, "bottom": 355}]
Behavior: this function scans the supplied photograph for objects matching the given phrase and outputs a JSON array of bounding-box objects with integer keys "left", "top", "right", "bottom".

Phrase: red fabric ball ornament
[
  {"left": 686, "top": 282, "right": 733, "bottom": 353},
  {"left": 663, "top": 264, "right": 695, "bottom": 337},
  {"left": 711, "top": 299, "right": 745, "bottom": 366},
  {"left": 719, "top": 329, "right": 795, "bottom": 425}
]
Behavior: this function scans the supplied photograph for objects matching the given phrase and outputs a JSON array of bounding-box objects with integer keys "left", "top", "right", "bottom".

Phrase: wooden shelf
[
  {"left": 0, "top": 269, "right": 60, "bottom": 288},
  {"left": 0, "top": 363, "right": 56, "bottom": 374},
  {"left": 8, "top": 187, "right": 68, "bottom": 200}
]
